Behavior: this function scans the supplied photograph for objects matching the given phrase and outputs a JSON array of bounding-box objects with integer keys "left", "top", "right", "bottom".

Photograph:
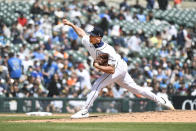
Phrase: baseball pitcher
[{"left": 63, "top": 19, "right": 175, "bottom": 119}]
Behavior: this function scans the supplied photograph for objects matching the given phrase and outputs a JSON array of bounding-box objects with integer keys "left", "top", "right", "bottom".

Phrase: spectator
[
  {"left": 120, "top": 0, "right": 129, "bottom": 11},
  {"left": 124, "top": 10, "right": 134, "bottom": 22},
  {"left": 46, "top": 95, "right": 63, "bottom": 112},
  {"left": 0, "top": 30, "right": 6, "bottom": 46},
  {"left": 33, "top": 24, "right": 44, "bottom": 39},
  {"left": 48, "top": 74, "right": 60, "bottom": 97},
  {"left": 2, "top": 23, "right": 11, "bottom": 38},
  {"left": 112, "top": 84, "right": 125, "bottom": 98},
  {"left": 177, "top": 25, "right": 188, "bottom": 49},
  {"left": 42, "top": 57, "right": 58, "bottom": 84},
  {"left": 68, "top": 28, "right": 78, "bottom": 41},
  {"left": 31, "top": 0, "right": 43, "bottom": 14},
  {"left": 97, "top": 0, "right": 107, "bottom": 7},
  {"left": 146, "top": 0, "right": 154, "bottom": 9},
  {"left": 174, "top": 0, "right": 182, "bottom": 8},
  {"left": 99, "top": 10, "right": 111, "bottom": 22},
  {"left": 97, "top": 17, "right": 109, "bottom": 34},
  {"left": 31, "top": 66, "right": 43, "bottom": 80},
  {"left": 22, "top": 56, "right": 33, "bottom": 73},
  {"left": 146, "top": 11, "right": 154, "bottom": 22},
  {"left": 0, "top": 65, "right": 8, "bottom": 81},
  {"left": 8, "top": 81, "right": 19, "bottom": 97},
  {"left": 87, "top": 3, "right": 97, "bottom": 13},
  {"left": 44, "top": 38, "right": 52, "bottom": 50},
  {"left": 54, "top": 7, "right": 65, "bottom": 18},
  {"left": 136, "top": 9, "right": 146, "bottom": 22},
  {"left": 76, "top": 63, "right": 92, "bottom": 96},
  {"left": 177, "top": 82, "right": 188, "bottom": 96},
  {"left": 52, "top": 31, "right": 60, "bottom": 44},
  {"left": 191, "top": 82, "right": 196, "bottom": 96},
  {"left": 157, "top": 0, "right": 168, "bottom": 10},
  {"left": 7, "top": 53, "right": 22, "bottom": 80},
  {"left": 117, "top": 10, "right": 126, "bottom": 20},
  {"left": 19, "top": 81, "right": 30, "bottom": 98},
  {"left": 168, "top": 23, "right": 177, "bottom": 40},
  {"left": 66, "top": 72, "right": 78, "bottom": 87},
  {"left": 106, "top": 102, "right": 118, "bottom": 113},
  {"left": 17, "top": 14, "right": 27, "bottom": 27},
  {"left": 133, "top": 0, "right": 143, "bottom": 9},
  {"left": 149, "top": 32, "right": 163, "bottom": 48},
  {"left": 70, "top": 8, "right": 81, "bottom": 19},
  {"left": 108, "top": 6, "right": 116, "bottom": 20},
  {"left": 26, "top": 33, "right": 39, "bottom": 44},
  {"left": 127, "top": 32, "right": 141, "bottom": 53},
  {"left": 32, "top": 48, "right": 45, "bottom": 60},
  {"left": 0, "top": 78, "right": 7, "bottom": 96}
]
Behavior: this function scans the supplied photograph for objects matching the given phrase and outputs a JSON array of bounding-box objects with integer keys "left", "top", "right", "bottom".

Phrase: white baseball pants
[{"left": 83, "top": 59, "right": 163, "bottom": 110}]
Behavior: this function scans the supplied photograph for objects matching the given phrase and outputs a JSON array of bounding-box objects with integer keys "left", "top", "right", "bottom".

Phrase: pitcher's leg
[
  {"left": 83, "top": 65, "right": 125, "bottom": 110},
  {"left": 71, "top": 65, "right": 126, "bottom": 119},
  {"left": 71, "top": 74, "right": 112, "bottom": 119},
  {"left": 117, "top": 72, "right": 164, "bottom": 103},
  {"left": 83, "top": 73, "right": 111, "bottom": 110},
  {"left": 116, "top": 72, "right": 175, "bottom": 110}
]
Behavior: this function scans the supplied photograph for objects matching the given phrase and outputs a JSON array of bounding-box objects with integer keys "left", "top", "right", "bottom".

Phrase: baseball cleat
[
  {"left": 161, "top": 97, "right": 175, "bottom": 110},
  {"left": 71, "top": 109, "right": 89, "bottom": 119}
]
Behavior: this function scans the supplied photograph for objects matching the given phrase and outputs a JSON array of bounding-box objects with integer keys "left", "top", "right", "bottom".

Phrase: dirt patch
[{"left": 7, "top": 110, "right": 196, "bottom": 123}]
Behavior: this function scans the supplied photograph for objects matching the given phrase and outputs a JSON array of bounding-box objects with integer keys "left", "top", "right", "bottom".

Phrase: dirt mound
[{"left": 9, "top": 110, "right": 196, "bottom": 123}]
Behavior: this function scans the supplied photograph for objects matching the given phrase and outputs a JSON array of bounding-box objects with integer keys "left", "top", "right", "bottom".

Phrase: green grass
[{"left": 0, "top": 116, "right": 196, "bottom": 131}]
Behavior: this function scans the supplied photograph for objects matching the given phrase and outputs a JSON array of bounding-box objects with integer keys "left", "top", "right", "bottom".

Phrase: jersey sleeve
[
  {"left": 108, "top": 55, "right": 117, "bottom": 67},
  {"left": 81, "top": 35, "right": 90, "bottom": 47}
]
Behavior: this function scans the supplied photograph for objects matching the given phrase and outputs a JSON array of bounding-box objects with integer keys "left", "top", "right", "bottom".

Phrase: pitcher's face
[{"left": 89, "top": 35, "right": 102, "bottom": 44}]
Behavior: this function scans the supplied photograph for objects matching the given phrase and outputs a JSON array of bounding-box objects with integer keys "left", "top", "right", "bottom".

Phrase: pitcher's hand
[{"left": 63, "top": 19, "right": 73, "bottom": 26}]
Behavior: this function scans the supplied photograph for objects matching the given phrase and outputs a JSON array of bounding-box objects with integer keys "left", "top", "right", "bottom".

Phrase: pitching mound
[{"left": 7, "top": 110, "right": 196, "bottom": 123}]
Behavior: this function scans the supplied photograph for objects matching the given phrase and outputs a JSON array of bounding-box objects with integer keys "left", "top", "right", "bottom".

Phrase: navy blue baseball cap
[{"left": 88, "top": 27, "right": 104, "bottom": 37}]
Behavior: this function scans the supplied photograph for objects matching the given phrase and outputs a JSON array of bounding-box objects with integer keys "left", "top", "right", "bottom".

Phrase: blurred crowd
[{"left": 0, "top": 0, "right": 196, "bottom": 112}]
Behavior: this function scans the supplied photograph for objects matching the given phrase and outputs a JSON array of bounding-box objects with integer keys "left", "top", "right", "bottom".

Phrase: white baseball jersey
[
  {"left": 82, "top": 35, "right": 121, "bottom": 67},
  {"left": 81, "top": 35, "right": 165, "bottom": 110}
]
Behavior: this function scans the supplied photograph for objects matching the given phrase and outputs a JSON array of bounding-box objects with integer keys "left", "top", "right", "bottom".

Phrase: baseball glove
[{"left": 95, "top": 53, "right": 109, "bottom": 66}]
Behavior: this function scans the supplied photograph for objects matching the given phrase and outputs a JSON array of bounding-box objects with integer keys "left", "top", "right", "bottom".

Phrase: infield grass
[{"left": 0, "top": 115, "right": 195, "bottom": 131}]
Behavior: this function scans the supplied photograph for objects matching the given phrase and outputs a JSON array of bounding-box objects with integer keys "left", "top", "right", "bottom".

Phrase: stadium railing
[{"left": 0, "top": 96, "right": 195, "bottom": 113}]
